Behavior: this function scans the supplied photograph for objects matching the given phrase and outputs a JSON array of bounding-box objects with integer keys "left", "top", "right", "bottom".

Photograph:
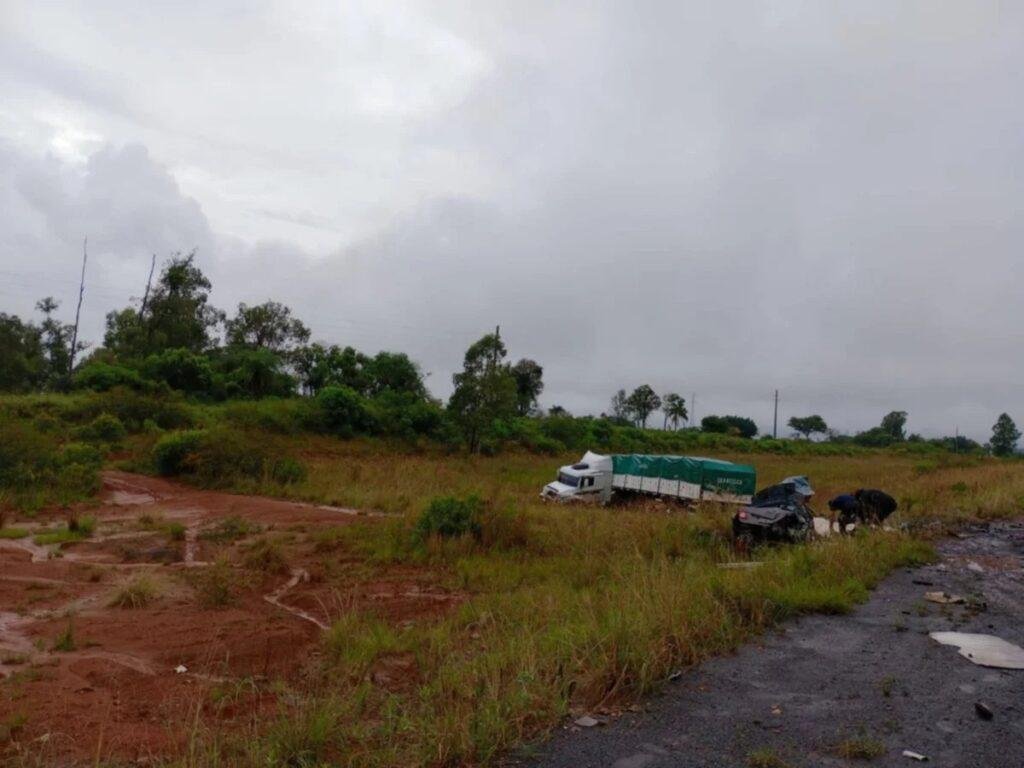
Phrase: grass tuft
[{"left": 109, "top": 575, "right": 159, "bottom": 609}]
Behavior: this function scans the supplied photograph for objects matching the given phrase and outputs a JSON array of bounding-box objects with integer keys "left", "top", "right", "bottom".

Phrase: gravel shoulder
[{"left": 529, "top": 522, "right": 1024, "bottom": 768}]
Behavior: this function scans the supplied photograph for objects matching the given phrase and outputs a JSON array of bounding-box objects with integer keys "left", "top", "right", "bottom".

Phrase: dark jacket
[{"left": 854, "top": 489, "right": 897, "bottom": 520}]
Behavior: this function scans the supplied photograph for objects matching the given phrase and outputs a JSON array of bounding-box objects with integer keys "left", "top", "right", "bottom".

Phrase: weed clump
[
  {"left": 747, "top": 748, "right": 791, "bottom": 768},
  {"left": 193, "top": 559, "right": 238, "bottom": 608},
  {"left": 110, "top": 575, "right": 159, "bottom": 609},
  {"left": 835, "top": 736, "right": 886, "bottom": 760},
  {"left": 52, "top": 621, "right": 76, "bottom": 652},
  {"left": 243, "top": 538, "right": 291, "bottom": 575},
  {"left": 415, "top": 495, "right": 483, "bottom": 542},
  {"left": 199, "top": 516, "right": 259, "bottom": 543}
]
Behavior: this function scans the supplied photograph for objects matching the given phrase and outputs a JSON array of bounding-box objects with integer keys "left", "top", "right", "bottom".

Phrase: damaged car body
[{"left": 732, "top": 476, "right": 816, "bottom": 551}]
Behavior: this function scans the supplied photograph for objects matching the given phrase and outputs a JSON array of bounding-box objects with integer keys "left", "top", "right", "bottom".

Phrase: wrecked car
[{"left": 732, "top": 475, "right": 815, "bottom": 551}]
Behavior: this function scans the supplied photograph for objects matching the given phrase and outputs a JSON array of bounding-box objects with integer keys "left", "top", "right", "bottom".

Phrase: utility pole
[
  {"left": 492, "top": 325, "right": 500, "bottom": 372},
  {"left": 954, "top": 425, "right": 959, "bottom": 454},
  {"left": 691, "top": 392, "right": 696, "bottom": 429},
  {"left": 68, "top": 237, "right": 88, "bottom": 382},
  {"left": 773, "top": 389, "right": 779, "bottom": 439}
]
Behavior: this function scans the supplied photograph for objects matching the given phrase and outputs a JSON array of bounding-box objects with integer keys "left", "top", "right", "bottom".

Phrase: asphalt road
[{"left": 528, "top": 522, "right": 1024, "bottom": 768}]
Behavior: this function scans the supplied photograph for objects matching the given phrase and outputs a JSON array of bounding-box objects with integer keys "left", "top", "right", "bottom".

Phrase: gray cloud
[{"left": 2, "top": 1, "right": 1023, "bottom": 441}]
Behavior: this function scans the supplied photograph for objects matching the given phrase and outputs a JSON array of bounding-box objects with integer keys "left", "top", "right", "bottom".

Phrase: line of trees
[{"left": 1, "top": 251, "right": 1020, "bottom": 456}]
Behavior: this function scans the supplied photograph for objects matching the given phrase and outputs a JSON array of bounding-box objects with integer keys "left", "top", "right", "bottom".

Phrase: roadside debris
[
  {"left": 574, "top": 715, "right": 601, "bottom": 728},
  {"left": 174, "top": 664, "right": 187, "bottom": 674},
  {"left": 974, "top": 701, "right": 994, "bottom": 720},
  {"left": 929, "top": 632, "right": 1024, "bottom": 669},
  {"left": 924, "top": 591, "right": 965, "bottom": 605},
  {"left": 902, "top": 750, "right": 928, "bottom": 761},
  {"left": 967, "top": 561, "right": 985, "bottom": 573}
]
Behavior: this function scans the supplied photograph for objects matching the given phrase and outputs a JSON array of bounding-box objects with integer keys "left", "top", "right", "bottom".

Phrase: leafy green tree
[
  {"left": 35, "top": 298, "right": 81, "bottom": 389},
  {"left": 293, "top": 343, "right": 369, "bottom": 396},
  {"left": 141, "top": 348, "right": 214, "bottom": 394},
  {"left": 217, "top": 348, "right": 296, "bottom": 399},
  {"left": 788, "top": 414, "right": 828, "bottom": 439},
  {"left": 0, "top": 313, "right": 43, "bottom": 391},
  {"left": 701, "top": 414, "right": 758, "bottom": 439},
  {"left": 447, "top": 332, "right": 517, "bottom": 452},
  {"left": 105, "top": 252, "right": 223, "bottom": 357},
  {"left": 511, "top": 358, "right": 544, "bottom": 416},
  {"left": 365, "top": 351, "right": 427, "bottom": 398},
  {"left": 224, "top": 301, "right": 310, "bottom": 352},
  {"left": 662, "top": 393, "right": 688, "bottom": 430},
  {"left": 991, "top": 413, "right": 1021, "bottom": 457},
  {"left": 548, "top": 405, "right": 569, "bottom": 416},
  {"left": 880, "top": 410, "right": 908, "bottom": 442},
  {"left": 626, "top": 385, "right": 661, "bottom": 428}
]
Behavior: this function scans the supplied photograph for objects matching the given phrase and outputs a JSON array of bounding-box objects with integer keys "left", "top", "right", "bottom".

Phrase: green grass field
[{"left": 162, "top": 441, "right": 1020, "bottom": 767}]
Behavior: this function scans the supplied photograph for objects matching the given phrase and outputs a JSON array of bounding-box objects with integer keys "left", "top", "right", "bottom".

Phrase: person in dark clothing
[
  {"left": 828, "top": 493, "right": 862, "bottom": 533},
  {"left": 854, "top": 488, "right": 898, "bottom": 524}
]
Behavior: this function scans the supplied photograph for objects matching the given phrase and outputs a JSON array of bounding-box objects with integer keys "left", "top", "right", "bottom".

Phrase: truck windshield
[{"left": 558, "top": 472, "right": 579, "bottom": 488}]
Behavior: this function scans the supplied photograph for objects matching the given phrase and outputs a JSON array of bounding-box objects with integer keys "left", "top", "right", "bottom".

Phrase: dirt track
[
  {"left": 0, "top": 472, "right": 460, "bottom": 765},
  {"left": 529, "top": 522, "right": 1024, "bottom": 768}
]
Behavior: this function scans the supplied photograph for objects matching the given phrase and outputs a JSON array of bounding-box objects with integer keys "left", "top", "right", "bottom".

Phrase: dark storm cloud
[{"left": 2, "top": 1, "right": 1023, "bottom": 440}]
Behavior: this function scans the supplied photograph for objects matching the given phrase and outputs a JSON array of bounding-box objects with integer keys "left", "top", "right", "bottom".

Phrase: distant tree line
[{"left": 0, "top": 251, "right": 1019, "bottom": 456}]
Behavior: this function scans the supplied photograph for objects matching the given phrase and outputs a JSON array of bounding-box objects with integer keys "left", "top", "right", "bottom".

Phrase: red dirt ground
[{"left": 0, "top": 472, "right": 462, "bottom": 766}]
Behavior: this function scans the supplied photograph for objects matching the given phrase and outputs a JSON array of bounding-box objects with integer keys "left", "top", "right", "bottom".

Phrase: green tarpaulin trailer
[{"left": 611, "top": 454, "right": 756, "bottom": 503}]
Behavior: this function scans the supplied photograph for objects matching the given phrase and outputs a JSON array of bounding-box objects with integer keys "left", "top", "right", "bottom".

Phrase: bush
[
  {"left": 153, "top": 431, "right": 204, "bottom": 476},
  {"left": 74, "top": 413, "right": 127, "bottom": 444},
  {"left": 109, "top": 575, "right": 159, "bottom": 609},
  {"left": 271, "top": 457, "right": 307, "bottom": 485},
  {"left": 141, "top": 348, "right": 214, "bottom": 394},
  {"left": 243, "top": 538, "right": 291, "bottom": 575},
  {"left": 415, "top": 495, "right": 483, "bottom": 541},
  {"left": 72, "top": 362, "right": 144, "bottom": 392},
  {"left": 315, "top": 386, "right": 374, "bottom": 437},
  {"left": 67, "top": 387, "right": 193, "bottom": 432}
]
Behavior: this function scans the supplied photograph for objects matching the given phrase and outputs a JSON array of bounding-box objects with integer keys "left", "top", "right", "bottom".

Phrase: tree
[
  {"left": 990, "top": 413, "right": 1021, "bottom": 457},
  {"left": 701, "top": 414, "right": 758, "bottom": 439},
  {"left": 0, "top": 313, "right": 43, "bottom": 392},
  {"left": 788, "top": 414, "right": 828, "bottom": 440},
  {"left": 293, "top": 343, "right": 369, "bottom": 396},
  {"left": 662, "top": 393, "right": 688, "bottom": 430},
  {"left": 447, "top": 332, "right": 517, "bottom": 452},
  {"left": 35, "top": 298, "right": 78, "bottom": 390},
  {"left": 609, "top": 389, "right": 632, "bottom": 423},
  {"left": 511, "top": 359, "right": 544, "bottom": 416},
  {"left": 548, "top": 405, "right": 570, "bottom": 417},
  {"left": 626, "top": 385, "right": 661, "bottom": 428},
  {"left": 880, "top": 410, "right": 908, "bottom": 442},
  {"left": 225, "top": 301, "right": 310, "bottom": 353},
  {"left": 105, "top": 252, "right": 223, "bottom": 357},
  {"left": 364, "top": 351, "right": 427, "bottom": 398}
]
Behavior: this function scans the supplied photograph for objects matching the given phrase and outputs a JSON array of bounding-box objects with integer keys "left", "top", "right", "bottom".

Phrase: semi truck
[{"left": 541, "top": 451, "right": 757, "bottom": 505}]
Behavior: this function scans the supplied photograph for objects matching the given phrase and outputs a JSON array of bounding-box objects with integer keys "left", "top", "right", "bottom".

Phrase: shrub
[
  {"left": 72, "top": 362, "right": 144, "bottom": 392},
  {"left": 243, "top": 538, "right": 291, "bottom": 575},
  {"left": 52, "top": 621, "right": 76, "bottom": 652},
  {"left": 271, "top": 457, "right": 307, "bottom": 485},
  {"left": 141, "top": 348, "right": 214, "bottom": 394},
  {"left": 315, "top": 386, "right": 374, "bottom": 437},
  {"left": 415, "top": 495, "right": 483, "bottom": 541},
  {"left": 153, "top": 431, "right": 204, "bottom": 476},
  {"left": 74, "top": 413, "right": 127, "bottom": 444},
  {"left": 194, "top": 559, "right": 237, "bottom": 608}
]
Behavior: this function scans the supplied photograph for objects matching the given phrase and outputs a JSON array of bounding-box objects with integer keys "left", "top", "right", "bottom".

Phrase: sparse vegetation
[
  {"left": 243, "top": 538, "right": 290, "bottom": 575},
  {"left": 748, "top": 748, "right": 791, "bottom": 768},
  {"left": 193, "top": 559, "right": 238, "bottom": 608},
  {"left": 835, "top": 735, "right": 886, "bottom": 760},
  {"left": 109, "top": 575, "right": 159, "bottom": 609},
  {"left": 51, "top": 621, "right": 76, "bottom": 652}
]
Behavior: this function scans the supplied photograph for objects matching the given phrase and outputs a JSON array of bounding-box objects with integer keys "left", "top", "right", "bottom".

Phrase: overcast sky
[{"left": 2, "top": 1, "right": 1023, "bottom": 440}]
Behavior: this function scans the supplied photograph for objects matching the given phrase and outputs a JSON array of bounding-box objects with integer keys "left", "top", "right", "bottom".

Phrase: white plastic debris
[
  {"left": 174, "top": 664, "right": 188, "bottom": 674},
  {"left": 930, "top": 632, "right": 1024, "bottom": 670},
  {"left": 902, "top": 750, "right": 928, "bottom": 761},
  {"left": 967, "top": 561, "right": 985, "bottom": 573},
  {"left": 924, "top": 591, "right": 965, "bottom": 605},
  {"left": 574, "top": 715, "right": 600, "bottom": 727}
]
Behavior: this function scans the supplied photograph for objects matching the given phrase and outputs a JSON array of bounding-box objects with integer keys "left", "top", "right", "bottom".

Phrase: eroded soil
[{"left": 0, "top": 472, "right": 462, "bottom": 765}]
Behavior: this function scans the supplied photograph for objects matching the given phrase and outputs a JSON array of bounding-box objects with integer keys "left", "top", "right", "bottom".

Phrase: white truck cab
[{"left": 540, "top": 451, "right": 613, "bottom": 503}]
